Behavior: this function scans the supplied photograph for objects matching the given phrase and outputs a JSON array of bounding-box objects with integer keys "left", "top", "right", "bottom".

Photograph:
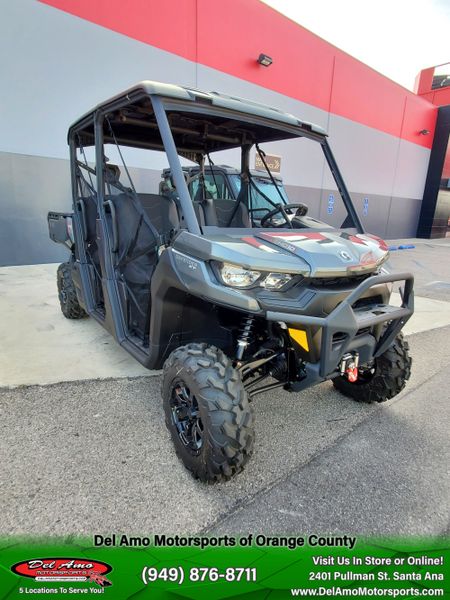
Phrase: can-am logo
[
  {"left": 339, "top": 250, "right": 353, "bottom": 261},
  {"left": 11, "top": 558, "right": 112, "bottom": 587}
]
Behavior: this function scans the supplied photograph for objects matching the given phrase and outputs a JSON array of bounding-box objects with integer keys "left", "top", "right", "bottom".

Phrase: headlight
[
  {"left": 215, "top": 262, "right": 293, "bottom": 290},
  {"left": 262, "top": 272, "right": 292, "bottom": 290},
  {"left": 218, "top": 262, "right": 261, "bottom": 288}
]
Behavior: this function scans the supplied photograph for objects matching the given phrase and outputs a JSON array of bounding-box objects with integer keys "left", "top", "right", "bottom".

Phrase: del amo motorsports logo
[{"left": 11, "top": 558, "right": 112, "bottom": 588}]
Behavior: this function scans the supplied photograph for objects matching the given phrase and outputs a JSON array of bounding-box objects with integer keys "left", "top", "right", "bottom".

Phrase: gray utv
[{"left": 48, "top": 81, "right": 413, "bottom": 482}]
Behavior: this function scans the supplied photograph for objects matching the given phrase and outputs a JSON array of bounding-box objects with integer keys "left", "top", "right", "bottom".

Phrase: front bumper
[{"left": 266, "top": 272, "right": 414, "bottom": 390}]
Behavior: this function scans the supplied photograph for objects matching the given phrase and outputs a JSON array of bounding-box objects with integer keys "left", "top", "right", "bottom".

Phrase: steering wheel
[{"left": 260, "top": 203, "right": 308, "bottom": 228}]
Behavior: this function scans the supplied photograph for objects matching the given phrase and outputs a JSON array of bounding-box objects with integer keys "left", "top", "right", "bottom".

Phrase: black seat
[
  {"left": 104, "top": 165, "right": 180, "bottom": 238},
  {"left": 192, "top": 197, "right": 251, "bottom": 228},
  {"left": 105, "top": 191, "right": 179, "bottom": 340},
  {"left": 137, "top": 193, "right": 180, "bottom": 237},
  {"left": 214, "top": 199, "right": 251, "bottom": 227},
  {"left": 199, "top": 197, "right": 219, "bottom": 226},
  {"left": 193, "top": 201, "right": 206, "bottom": 226}
]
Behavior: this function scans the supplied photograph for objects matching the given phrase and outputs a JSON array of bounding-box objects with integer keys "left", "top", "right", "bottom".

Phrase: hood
[
  {"left": 243, "top": 230, "right": 389, "bottom": 277},
  {"left": 174, "top": 229, "right": 389, "bottom": 278}
]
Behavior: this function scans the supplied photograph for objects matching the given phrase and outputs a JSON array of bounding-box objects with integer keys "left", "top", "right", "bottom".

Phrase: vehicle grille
[{"left": 308, "top": 272, "right": 374, "bottom": 288}]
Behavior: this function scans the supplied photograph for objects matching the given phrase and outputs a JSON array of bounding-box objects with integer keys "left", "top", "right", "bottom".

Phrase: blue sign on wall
[
  {"left": 327, "top": 193, "right": 335, "bottom": 214},
  {"left": 363, "top": 196, "right": 369, "bottom": 216}
]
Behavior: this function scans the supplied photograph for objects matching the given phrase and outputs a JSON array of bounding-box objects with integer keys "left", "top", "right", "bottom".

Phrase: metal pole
[
  {"left": 322, "top": 139, "right": 364, "bottom": 234},
  {"left": 152, "top": 97, "right": 201, "bottom": 234},
  {"left": 94, "top": 111, "right": 115, "bottom": 280}
]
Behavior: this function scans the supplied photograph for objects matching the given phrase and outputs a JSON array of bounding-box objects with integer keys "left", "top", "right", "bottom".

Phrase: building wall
[
  {"left": 415, "top": 65, "right": 450, "bottom": 107},
  {"left": 0, "top": 0, "right": 438, "bottom": 266}
]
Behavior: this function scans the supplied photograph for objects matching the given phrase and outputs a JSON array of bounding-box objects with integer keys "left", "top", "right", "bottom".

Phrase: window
[
  {"left": 190, "top": 172, "right": 233, "bottom": 200},
  {"left": 229, "top": 174, "right": 288, "bottom": 213},
  {"left": 432, "top": 63, "right": 450, "bottom": 90}
]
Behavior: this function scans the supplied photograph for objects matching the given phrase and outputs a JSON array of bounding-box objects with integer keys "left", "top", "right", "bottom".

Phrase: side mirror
[{"left": 295, "top": 204, "right": 308, "bottom": 217}]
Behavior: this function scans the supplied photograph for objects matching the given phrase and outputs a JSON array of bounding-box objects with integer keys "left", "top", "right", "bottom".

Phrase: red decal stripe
[{"left": 242, "top": 236, "right": 264, "bottom": 249}]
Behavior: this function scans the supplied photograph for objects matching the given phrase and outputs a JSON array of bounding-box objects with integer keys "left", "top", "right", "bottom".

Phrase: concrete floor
[
  {"left": 0, "top": 325, "right": 448, "bottom": 536},
  {"left": 0, "top": 263, "right": 149, "bottom": 387},
  {"left": 386, "top": 237, "right": 450, "bottom": 301}
]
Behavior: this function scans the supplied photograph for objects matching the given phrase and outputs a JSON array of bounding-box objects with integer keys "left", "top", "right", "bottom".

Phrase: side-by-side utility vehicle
[{"left": 48, "top": 82, "right": 413, "bottom": 482}]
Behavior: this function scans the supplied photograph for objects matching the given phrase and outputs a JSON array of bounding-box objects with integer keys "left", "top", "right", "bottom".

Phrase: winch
[{"left": 339, "top": 352, "right": 360, "bottom": 382}]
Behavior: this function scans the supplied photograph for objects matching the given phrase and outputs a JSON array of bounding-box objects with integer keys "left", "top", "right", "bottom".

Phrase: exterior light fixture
[
  {"left": 257, "top": 53, "right": 273, "bottom": 67},
  {"left": 419, "top": 129, "right": 430, "bottom": 135}
]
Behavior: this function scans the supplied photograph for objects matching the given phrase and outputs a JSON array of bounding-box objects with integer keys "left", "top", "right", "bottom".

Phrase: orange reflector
[{"left": 288, "top": 328, "right": 309, "bottom": 351}]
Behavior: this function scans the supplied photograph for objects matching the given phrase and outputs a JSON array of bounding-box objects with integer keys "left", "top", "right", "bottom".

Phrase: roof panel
[{"left": 69, "top": 80, "right": 327, "bottom": 138}]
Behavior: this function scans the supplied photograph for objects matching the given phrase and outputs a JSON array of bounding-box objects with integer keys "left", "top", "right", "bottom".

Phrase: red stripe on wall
[
  {"left": 197, "top": 0, "right": 336, "bottom": 116},
  {"left": 40, "top": 0, "right": 198, "bottom": 61},
  {"left": 39, "top": 0, "right": 436, "bottom": 148}
]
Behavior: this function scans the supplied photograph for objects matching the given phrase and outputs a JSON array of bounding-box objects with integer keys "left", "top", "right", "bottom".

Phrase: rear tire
[
  {"left": 57, "top": 262, "right": 87, "bottom": 319},
  {"left": 162, "top": 343, "right": 254, "bottom": 483},
  {"left": 332, "top": 333, "right": 411, "bottom": 403}
]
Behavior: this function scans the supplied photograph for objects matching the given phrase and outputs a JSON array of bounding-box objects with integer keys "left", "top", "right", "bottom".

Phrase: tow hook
[{"left": 340, "top": 352, "right": 359, "bottom": 383}]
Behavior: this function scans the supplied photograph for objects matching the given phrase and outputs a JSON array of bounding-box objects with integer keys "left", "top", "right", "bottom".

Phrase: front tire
[
  {"left": 162, "top": 343, "right": 254, "bottom": 483},
  {"left": 57, "top": 262, "right": 87, "bottom": 319},
  {"left": 332, "top": 333, "right": 412, "bottom": 403}
]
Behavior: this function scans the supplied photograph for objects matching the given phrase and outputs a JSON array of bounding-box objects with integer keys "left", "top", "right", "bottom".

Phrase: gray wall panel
[
  {"left": 318, "top": 187, "right": 349, "bottom": 230},
  {"left": 0, "top": 152, "right": 71, "bottom": 266},
  {"left": 385, "top": 198, "right": 422, "bottom": 239},
  {"left": 0, "top": 0, "right": 197, "bottom": 160},
  {"left": 391, "top": 140, "right": 430, "bottom": 199},
  {"left": 351, "top": 192, "right": 393, "bottom": 239},
  {"left": 325, "top": 115, "right": 399, "bottom": 197},
  {"left": 283, "top": 185, "right": 322, "bottom": 220}
]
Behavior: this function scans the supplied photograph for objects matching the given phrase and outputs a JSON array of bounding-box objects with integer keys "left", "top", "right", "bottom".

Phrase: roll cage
[{"left": 68, "top": 82, "right": 364, "bottom": 240}]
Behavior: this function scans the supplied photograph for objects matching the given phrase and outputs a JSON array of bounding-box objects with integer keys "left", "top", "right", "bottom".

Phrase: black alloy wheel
[{"left": 170, "top": 382, "right": 204, "bottom": 454}]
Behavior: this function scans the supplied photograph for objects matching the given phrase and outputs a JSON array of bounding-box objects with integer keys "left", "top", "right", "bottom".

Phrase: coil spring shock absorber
[{"left": 236, "top": 315, "right": 255, "bottom": 360}]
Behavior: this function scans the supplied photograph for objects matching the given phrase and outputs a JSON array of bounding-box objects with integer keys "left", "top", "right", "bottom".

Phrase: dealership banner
[{"left": 0, "top": 536, "right": 448, "bottom": 598}]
